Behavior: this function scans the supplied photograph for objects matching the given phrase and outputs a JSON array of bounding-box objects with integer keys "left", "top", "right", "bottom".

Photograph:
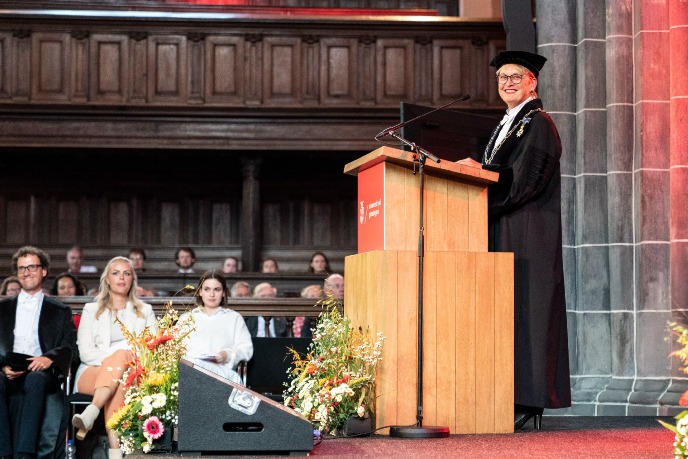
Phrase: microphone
[{"left": 375, "top": 94, "right": 470, "bottom": 139}]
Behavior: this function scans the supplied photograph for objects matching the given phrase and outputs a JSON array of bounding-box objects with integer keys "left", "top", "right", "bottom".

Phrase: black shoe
[{"left": 514, "top": 406, "right": 543, "bottom": 431}]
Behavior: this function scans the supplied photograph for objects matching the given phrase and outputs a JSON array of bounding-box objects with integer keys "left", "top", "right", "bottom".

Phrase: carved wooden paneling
[
  {"left": 6, "top": 199, "right": 29, "bottom": 245},
  {"left": 376, "top": 38, "right": 414, "bottom": 104},
  {"left": 57, "top": 200, "right": 79, "bottom": 244},
  {"left": 205, "top": 36, "right": 244, "bottom": 104},
  {"left": 263, "top": 36, "right": 301, "bottom": 104},
  {"left": 0, "top": 33, "right": 10, "bottom": 99},
  {"left": 90, "top": 34, "right": 128, "bottom": 102},
  {"left": 147, "top": 35, "right": 187, "bottom": 103},
  {"left": 245, "top": 34, "right": 263, "bottom": 105},
  {"left": 357, "top": 35, "right": 376, "bottom": 105},
  {"left": 71, "top": 32, "right": 90, "bottom": 102},
  {"left": 12, "top": 31, "right": 31, "bottom": 100},
  {"left": 433, "top": 38, "right": 472, "bottom": 104},
  {"left": 109, "top": 201, "right": 130, "bottom": 245},
  {"left": 31, "top": 33, "right": 70, "bottom": 101},
  {"left": 414, "top": 38, "right": 434, "bottom": 104},
  {"left": 486, "top": 39, "right": 506, "bottom": 106},
  {"left": 187, "top": 35, "right": 204, "bottom": 103},
  {"left": 301, "top": 35, "right": 320, "bottom": 104},
  {"left": 129, "top": 33, "right": 148, "bottom": 102},
  {"left": 320, "top": 38, "right": 357, "bottom": 105}
]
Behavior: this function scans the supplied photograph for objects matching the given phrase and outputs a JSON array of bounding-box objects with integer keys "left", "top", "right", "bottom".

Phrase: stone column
[{"left": 661, "top": 0, "right": 688, "bottom": 412}]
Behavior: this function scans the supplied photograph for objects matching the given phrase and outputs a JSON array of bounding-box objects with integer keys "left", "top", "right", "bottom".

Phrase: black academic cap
[{"left": 490, "top": 51, "right": 547, "bottom": 77}]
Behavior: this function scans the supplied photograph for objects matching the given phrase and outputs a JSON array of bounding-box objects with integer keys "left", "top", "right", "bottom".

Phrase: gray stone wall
[{"left": 535, "top": 0, "right": 686, "bottom": 416}]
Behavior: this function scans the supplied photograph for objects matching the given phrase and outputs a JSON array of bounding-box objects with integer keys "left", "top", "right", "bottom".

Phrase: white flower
[
  {"left": 151, "top": 393, "right": 167, "bottom": 408},
  {"left": 141, "top": 403, "right": 153, "bottom": 415},
  {"left": 357, "top": 405, "right": 365, "bottom": 417},
  {"left": 142, "top": 442, "right": 152, "bottom": 453},
  {"left": 141, "top": 395, "right": 153, "bottom": 406}
]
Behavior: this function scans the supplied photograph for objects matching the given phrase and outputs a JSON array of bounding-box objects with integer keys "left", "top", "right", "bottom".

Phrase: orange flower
[{"left": 679, "top": 390, "right": 688, "bottom": 406}]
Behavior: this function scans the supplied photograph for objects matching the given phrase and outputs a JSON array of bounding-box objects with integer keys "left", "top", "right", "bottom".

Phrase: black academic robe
[
  {"left": 0, "top": 295, "right": 79, "bottom": 382},
  {"left": 471, "top": 98, "right": 571, "bottom": 409}
]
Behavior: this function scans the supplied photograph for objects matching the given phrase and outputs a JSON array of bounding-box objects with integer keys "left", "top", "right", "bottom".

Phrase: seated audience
[
  {"left": 179, "top": 271, "right": 253, "bottom": 384},
  {"left": 260, "top": 258, "right": 278, "bottom": 273},
  {"left": 324, "top": 273, "right": 344, "bottom": 300},
  {"left": 249, "top": 282, "right": 287, "bottom": 337},
  {"left": 222, "top": 256, "right": 239, "bottom": 274},
  {"left": 127, "top": 248, "right": 147, "bottom": 273},
  {"left": 0, "top": 276, "right": 21, "bottom": 296},
  {"left": 71, "top": 256, "right": 156, "bottom": 459},
  {"left": 127, "top": 248, "right": 156, "bottom": 296},
  {"left": 230, "top": 281, "right": 251, "bottom": 298},
  {"left": 308, "top": 252, "right": 331, "bottom": 274},
  {"left": 50, "top": 272, "right": 87, "bottom": 296},
  {"left": 175, "top": 247, "right": 196, "bottom": 274},
  {"left": 0, "top": 246, "right": 78, "bottom": 459},
  {"left": 67, "top": 245, "right": 97, "bottom": 273},
  {"left": 293, "top": 284, "right": 323, "bottom": 338}
]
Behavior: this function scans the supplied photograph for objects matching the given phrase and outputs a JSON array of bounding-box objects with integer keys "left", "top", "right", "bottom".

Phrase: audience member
[
  {"left": 67, "top": 246, "right": 97, "bottom": 273},
  {"left": 175, "top": 247, "right": 196, "bottom": 274},
  {"left": 71, "top": 256, "right": 156, "bottom": 459},
  {"left": 293, "top": 284, "right": 323, "bottom": 338},
  {"left": 308, "top": 252, "right": 331, "bottom": 274},
  {"left": 324, "top": 273, "right": 344, "bottom": 300},
  {"left": 50, "top": 272, "right": 87, "bottom": 296},
  {"left": 249, "top": 282, "right": 287, "bottom": 337},
  {"left": 260, "top": 258, "right": 278, "bottom": 273},
  {"left": 127, "top": 248, "right": 147, "bottom": 273},
  {"left": 0, "top": 246, "right": 78, "bottom": 458},
  {"left": 222, "top": 256, "right": 239, "bottom": 274},
  {"left": 179, "top": 271, "right": 253, "bottom": 384},
  {"left": 230, "top": 281, "right": 251, "bottom": 298},
  {"left": 0, "top": 276, "right": 21, "bottom": 296},
  {"left": 127, "top": 248, "right": 156, "bottom": 296}
]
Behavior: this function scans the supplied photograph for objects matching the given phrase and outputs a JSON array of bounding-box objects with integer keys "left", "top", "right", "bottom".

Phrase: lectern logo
[{"left": 360, "top": 201, "right": 366, "bottom": 225}]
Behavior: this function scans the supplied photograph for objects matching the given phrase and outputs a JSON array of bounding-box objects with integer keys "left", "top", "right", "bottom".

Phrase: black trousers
[{"left": 0, "top": 370, "right": 52, "bottom": 455}]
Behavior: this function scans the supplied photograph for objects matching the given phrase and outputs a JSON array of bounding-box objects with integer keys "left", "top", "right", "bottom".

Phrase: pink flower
[{"left": 143, "top": 416, "right": 165, "bottom": 439}]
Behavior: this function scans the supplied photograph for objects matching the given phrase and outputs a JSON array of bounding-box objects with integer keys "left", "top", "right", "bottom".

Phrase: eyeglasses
[
  {"left": 17, "top": 264, "right": 42, "bottom": 273},
  {"left": 497, "top": 73, "right": 526, "bottom": 85}
]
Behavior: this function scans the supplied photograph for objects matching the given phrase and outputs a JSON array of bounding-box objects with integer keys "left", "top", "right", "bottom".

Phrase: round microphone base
[{"left": 389, "top": 425, "right": 450, "bottom": 439}]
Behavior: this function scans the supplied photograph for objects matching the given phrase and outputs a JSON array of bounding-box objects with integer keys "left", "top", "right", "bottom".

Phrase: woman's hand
[
  {"left": 216, "top": 351, "right": 229, "bottom": 364},
  {"left": 456, "top": 157, "right": 482, "bottom": 168}
]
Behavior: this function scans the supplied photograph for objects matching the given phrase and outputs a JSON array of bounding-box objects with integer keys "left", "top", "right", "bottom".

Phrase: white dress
[{"left": 180, "top": 306, "right": 253, "bottom": 384}]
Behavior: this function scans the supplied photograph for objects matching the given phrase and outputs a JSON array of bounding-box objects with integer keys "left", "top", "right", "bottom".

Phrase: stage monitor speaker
[{"left": 177, "top": 359, "right": 313, "bottom": 456}]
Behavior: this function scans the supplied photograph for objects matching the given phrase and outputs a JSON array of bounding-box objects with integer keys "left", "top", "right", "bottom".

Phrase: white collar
[
  {"left": 18, "top": 290, "right": 43, "bottom": 303},
  {"left": 506, "top": 96, "right": 535, "bottom": 118}
]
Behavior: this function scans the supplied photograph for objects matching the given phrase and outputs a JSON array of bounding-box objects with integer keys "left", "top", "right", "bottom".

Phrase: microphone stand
[{"left": 386, "top": 130, "right": 450, "bottom": 439}]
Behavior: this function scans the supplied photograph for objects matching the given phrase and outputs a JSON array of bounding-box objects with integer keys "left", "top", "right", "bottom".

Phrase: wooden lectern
[{"left": 343, "top": 146, "right": 514, "bottom": 434}]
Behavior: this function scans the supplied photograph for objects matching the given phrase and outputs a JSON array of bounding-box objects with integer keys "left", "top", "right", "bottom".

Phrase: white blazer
[{"left": 74, "top": 301, "right": 156, "bottom": 391}]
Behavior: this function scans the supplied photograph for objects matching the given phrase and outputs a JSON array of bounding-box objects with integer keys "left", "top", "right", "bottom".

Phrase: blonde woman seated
[
  {"left": 72, "top": 256, "right": 156, "bottom": 459},
  {"left": 179, "top": 270, "right": 253, "bottom": 384}
]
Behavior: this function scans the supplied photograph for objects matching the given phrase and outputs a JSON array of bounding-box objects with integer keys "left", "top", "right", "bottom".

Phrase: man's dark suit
[{"left": 0, "top": 295, "right": 79, "bottom": 457}]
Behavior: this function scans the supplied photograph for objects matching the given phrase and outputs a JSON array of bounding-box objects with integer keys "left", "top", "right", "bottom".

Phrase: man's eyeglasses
[
  {"left": 17, "top": 264, "right": 42, "bottom": 273},
  {"left": 497, "top": 73, "right": 526, "bottom": 85}
]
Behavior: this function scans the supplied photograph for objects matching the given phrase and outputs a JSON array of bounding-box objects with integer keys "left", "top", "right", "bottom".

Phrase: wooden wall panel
[
  {"left": 91, "top": 34, "right": 128, "bottom": 102},
  {"left": 320, "top": 38, "right": 357, "bottom": 105},
  {"left": 433, "top": 39, "right": 471, "bottom": 104},
  {"left": 263, "top": 37, "right": 301, "bottom": 104},
  {"left": 12, "top": 31, "right": 31, "bottom": 100},
  {"left": 148, "top": 36, "right": 187, "bottom": 103},
  {"left": 31, "top": 33, "right": 70, "bottom": 101},
  {"left": 0, "top": 33, "right": 8, "bottom": 99},
  {"left": 71, "top": 32, "right": 90, "bottom": 102},
  {"left": 109, "top": 201, "right": 130, "bottom": 245},
  {"left": 376, "top": 39, "right": 414, "bottom": 104},
  {"left": 245, "top": 35, "right": 263, "bottom": 105},
  {"left": 187, "top": 36, "right": 204, "bottom": 103},
  {"left": 57, "top": 201, "right": 79, "bottom": 245},
  {"left": 302, "top": 36, "right": 319, "bottom": 104},
  {"left": 357, "top": 36, "right": 376, "bottom": 104},
  {"left": 205, "top": 36, "right": 244, "bottom": 104},
  {"left": 129, "top": 34, "right": 148, "bottom": 102},
  {"left": 6, "top": 200, "right": 29, "bottom": 245}
]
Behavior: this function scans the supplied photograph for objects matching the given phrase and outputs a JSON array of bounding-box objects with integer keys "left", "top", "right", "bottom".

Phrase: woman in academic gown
[{"left": 460, "top": 50, "right": 571, "bottom": 430}]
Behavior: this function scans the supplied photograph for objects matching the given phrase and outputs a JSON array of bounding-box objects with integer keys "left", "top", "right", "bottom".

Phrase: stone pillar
[
  {"left": 240, "top": 157, "right": 262, "bottom": 272},
  {"left": 661, "top": 0, "right": 688, "bottom": 412}
]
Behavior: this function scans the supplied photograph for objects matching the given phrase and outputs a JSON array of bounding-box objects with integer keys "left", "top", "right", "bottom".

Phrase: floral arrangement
[
  {"left": 283, "top": 294, "right": 384, "bottom": 435},
  {"left": 660, "top": 321, "right": 688, "bottom": 457},
  {"left": 106, "top": 302, "right": 195, "bottom": 453}
]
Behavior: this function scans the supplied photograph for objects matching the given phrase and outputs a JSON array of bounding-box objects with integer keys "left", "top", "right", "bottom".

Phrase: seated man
[
  {"left": 247, "top": 282, "right": 287, "bottom": 338},
  {"left": 324, "top": 273, "right": 344, "bottom": 300},
  {"left": 175, "top": 247, "right": 196, "bottom": 274},
  {"left": 0, "top": 246, "right": 79, "bottom": 459},
  {"left": 67, "top": 245, "right": 97, "bottom": 274}
]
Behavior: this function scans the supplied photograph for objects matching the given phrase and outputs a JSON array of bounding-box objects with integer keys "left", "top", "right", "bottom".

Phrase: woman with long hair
[
  {"left": 71, "top": 256, "right": 156, "bottom": 459},
  {"left": 179, "top": 270, "right": 253, "bottom": 383}
]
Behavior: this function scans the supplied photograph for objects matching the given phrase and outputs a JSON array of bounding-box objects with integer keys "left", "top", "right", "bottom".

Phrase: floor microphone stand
[{"left": 386, "top": 132, "right": 450, "bottom": 439}]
